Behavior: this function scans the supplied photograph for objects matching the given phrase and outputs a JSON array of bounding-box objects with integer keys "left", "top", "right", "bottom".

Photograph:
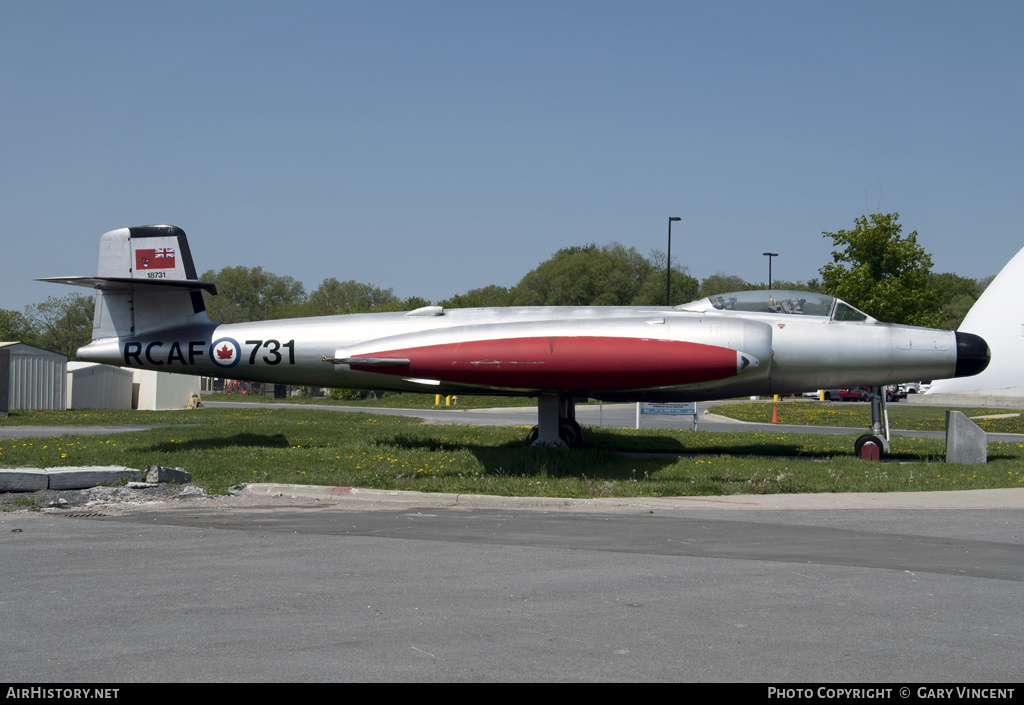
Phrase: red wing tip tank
[{"left": 41, "top": 225, "right": 990, "bottom": 452}]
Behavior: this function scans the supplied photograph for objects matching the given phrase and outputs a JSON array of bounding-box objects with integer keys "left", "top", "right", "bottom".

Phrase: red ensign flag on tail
[{"left": 135, "top": 248, "right": 176, "bottom": 270}]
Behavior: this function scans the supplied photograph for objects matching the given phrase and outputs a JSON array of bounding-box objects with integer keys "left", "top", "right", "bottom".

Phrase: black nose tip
[{"left": 954, "top": 332, "right": 991, "bottom": 378}]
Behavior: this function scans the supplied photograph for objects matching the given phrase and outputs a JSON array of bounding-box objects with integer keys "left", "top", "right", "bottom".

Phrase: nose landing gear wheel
[{"left": 854, "top": 433, "right": 886, "bottom": 458}]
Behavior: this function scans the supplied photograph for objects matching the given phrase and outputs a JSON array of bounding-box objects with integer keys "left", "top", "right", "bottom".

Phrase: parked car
[
  {"left": 839, "top": 388, "right": 868, "bottom": 401},
  {"left": 840, "top": 386, "right": 905, "bottom": 402},
  {"left": 801, "top": 389, "right": 844, "bottom": 401}
]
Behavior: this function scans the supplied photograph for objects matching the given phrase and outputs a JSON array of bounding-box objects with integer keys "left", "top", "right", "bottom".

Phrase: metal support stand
[{"left": 529, "top": 393, "right": 583, "bottom": 448}]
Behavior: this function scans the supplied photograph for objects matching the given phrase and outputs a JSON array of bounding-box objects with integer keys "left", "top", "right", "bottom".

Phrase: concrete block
[
  {"left": 47, "top": 466, "right": 143, "bottom": 490},
  {"left": 946, "top": 411, "right": 988, "bottom": 465},
  {"left": 0, "top": 468, "right": 48, "bottom": 492},
  {"left": 145, "top": 465, "right": 192, "bottom": 484}
]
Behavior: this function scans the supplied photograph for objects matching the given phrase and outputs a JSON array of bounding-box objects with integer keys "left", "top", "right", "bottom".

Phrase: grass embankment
[{"left": 1, "top": 403, "right": 1022, "bottom": 498}]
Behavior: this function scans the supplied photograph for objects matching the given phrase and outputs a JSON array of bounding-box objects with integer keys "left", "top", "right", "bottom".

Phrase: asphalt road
[
  {"left": 3, "top": 487, "right": 1023, "bottom": 683},
  {"left": 2, "top": 401, "right": 1023, "bottom": 682}
]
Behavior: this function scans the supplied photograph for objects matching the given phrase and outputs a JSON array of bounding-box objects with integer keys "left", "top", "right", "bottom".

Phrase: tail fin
[{"left": 39, "top": 225, "right": 217, "bottom": 339}]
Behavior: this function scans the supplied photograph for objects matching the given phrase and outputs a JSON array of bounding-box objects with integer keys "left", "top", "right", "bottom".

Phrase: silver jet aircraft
[{"left": 42, "top": 225, "right": 990, "bottom": 453}]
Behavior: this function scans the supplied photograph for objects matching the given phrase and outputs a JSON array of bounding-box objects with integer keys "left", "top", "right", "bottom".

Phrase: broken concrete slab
[
  {"left": 946, "top": 410, "right": 988, "bottom": 465},
  {"left": 47, "top": 466, "right": 143, "bottom": 490},
  {"left": 0, "top": 465, "right": 191, "bottom": 492},
  {"left": 145, "top": 465, "right": 192, "bottom": 484},
  {"left": 0, "top": 468, "right": 48, "bottom": 492}
]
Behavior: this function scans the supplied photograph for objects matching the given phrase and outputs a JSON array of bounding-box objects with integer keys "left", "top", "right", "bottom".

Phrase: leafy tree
[
  {"left": 698, "top": 273, "right": 753, "bottom": 299},
  {"left": 820, "top": 213, "right": 936, "bottom": 325},
  {"left": 0, "top": 309, "right": 36, "bottom": 344},
  {"left": 403, "top": 295, "right": 433, "bottom": 310},
  {"left": 761, "top": 278, "right": 826, "bottom": 294},
  {"left": 439, "top": 285, "right": 515, "bottom": 309},
  {"left": 632, "top": 267, "right": 699, "bottom": 306},
  {"left": 23, "top": 294, "right": 94, "bottom": 359},
  {"left": 200, "top": 266, "right": 306, "bottom": 323},
  {"left": 927, "top": 272, "right": 985, "bottom": 330},
  {"left": 306, "top": 278, "right": 400, "bottom": 315},
  {"left": 628, "top": 248, "right": 700, "bottom": 305},
  {"left": 371, "top": 295, "right": 433, "bottom": 313},
  {"left": 512, "top": 243, "right": 653, "bottom": 306}
]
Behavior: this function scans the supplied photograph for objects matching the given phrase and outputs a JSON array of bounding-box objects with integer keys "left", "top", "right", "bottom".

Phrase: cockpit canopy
[{"left": 676, "top": 290, "right": 875, "bottom": 323}]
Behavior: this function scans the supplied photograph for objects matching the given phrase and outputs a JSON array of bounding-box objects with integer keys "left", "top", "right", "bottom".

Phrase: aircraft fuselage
[
  {"left": 76, "top": 302, "right": 975, "bottom": 402},
  {"left": 43, "top": 225, "right": 991, "bottom": 449}
]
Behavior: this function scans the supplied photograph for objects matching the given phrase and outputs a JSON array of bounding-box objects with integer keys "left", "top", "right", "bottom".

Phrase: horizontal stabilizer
[{"left": 36, "top": 276, "right": 217, "bottom": 295}]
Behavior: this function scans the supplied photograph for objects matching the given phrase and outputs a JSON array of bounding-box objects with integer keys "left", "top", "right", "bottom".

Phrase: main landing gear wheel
[
  {"left": 529, "top": 393, "right": 585, "bottom": 448},
  {"left": 562, "top": 419, "right": 583, "bottom": 447},
  {"left": 527, "top": 421, "right": 583, "bottom": 448}
]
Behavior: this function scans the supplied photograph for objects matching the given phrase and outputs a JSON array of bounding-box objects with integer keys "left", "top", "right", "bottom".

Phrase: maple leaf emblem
[{"left": 216, "top": 344, "right": 235, "bottom": 360}]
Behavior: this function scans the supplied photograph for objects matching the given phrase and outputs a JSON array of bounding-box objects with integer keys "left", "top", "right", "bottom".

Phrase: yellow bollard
[
  {"left": 773, "top": 394, "right": 779, "bottom": 402},
  {"left": 445, "top": 395, "right": 451, "bottom": 407},
  {"left": 435, "top": 394, "right": 441, "bottom": 407}
]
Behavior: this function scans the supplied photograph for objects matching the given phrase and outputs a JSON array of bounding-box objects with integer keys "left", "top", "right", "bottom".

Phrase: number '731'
[{"left": 244, "top": 339, "right": 295, "bottom": 365}]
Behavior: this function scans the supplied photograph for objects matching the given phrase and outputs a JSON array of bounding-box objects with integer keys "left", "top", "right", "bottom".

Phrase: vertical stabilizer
[
  {"left": 39, "top": 225, "right": 217, "bottom": 340},
  {"left": 928, "top": 245, "right": 1024, "bottom": 398}
]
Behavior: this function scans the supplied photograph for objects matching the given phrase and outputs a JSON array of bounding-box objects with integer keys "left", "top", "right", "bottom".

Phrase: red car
[{"left": 840, "top": 386, "right": 903, "bottom": 402}]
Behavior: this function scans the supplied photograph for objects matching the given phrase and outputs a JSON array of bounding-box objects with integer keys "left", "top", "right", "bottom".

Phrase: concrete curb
[{"left": 242, "top": 483, "right": 1024, "bottom": 512}]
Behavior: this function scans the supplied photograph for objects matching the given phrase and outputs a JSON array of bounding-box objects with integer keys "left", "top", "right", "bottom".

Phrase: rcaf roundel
[{"left": 210, "top": 338, "right": 241, "bottom": 368}]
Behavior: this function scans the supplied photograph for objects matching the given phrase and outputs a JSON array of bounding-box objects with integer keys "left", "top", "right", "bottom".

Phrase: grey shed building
[
  {"left": 0, "top": 342, "right": 67, "bottom": 413},
  {"left": 67, "top": 362, "right": 133, "bottom": 410}
]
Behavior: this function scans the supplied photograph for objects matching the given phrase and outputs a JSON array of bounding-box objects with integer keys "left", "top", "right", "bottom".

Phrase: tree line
[{"left": 0, "top": 212, "right": 994, "bottom": 359}]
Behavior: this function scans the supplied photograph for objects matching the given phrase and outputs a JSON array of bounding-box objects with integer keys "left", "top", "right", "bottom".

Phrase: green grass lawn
[
  {"left": 2, "top": 405, "right": 1022, "bottom": 498},
  {"left": 201, "top": 392, "right": 1024, "bottom": 433},
  {"left": 712, "top": 401, "right": 1024, "bottom": 434},
  {"left": 201, "top": 391, "right": 539, "bottom": 409}
]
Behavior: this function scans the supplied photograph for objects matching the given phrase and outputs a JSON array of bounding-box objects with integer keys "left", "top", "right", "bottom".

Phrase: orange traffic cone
[{"left": 772, "top": 406, "right": 779, "bottom": 423}]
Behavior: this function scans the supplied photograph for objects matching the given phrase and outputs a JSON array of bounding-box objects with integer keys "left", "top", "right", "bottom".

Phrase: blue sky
[{"left": 2, "top": 1, "right": 1022, "bottom": 311}]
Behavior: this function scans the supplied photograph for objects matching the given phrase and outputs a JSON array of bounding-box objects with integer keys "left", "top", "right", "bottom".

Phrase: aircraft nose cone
[{"left": 954, "top": 332, "right": 991, "bottom": 378}]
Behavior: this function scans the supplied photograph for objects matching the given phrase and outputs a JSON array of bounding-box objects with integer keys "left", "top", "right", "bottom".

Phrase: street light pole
[
  {"left": 667, "top": 217, "right": 681, "bottom": 305},
  {"left": 763, "top": 252, "right": 778, "bottom": 289}
]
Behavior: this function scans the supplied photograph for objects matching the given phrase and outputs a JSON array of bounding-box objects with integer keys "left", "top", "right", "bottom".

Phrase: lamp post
[
  {"left": 667, "top": 217, "right": 681, "bottom": 305},
  {"left": 763, "top": 252, "right": 778, "bottom": 290}
]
